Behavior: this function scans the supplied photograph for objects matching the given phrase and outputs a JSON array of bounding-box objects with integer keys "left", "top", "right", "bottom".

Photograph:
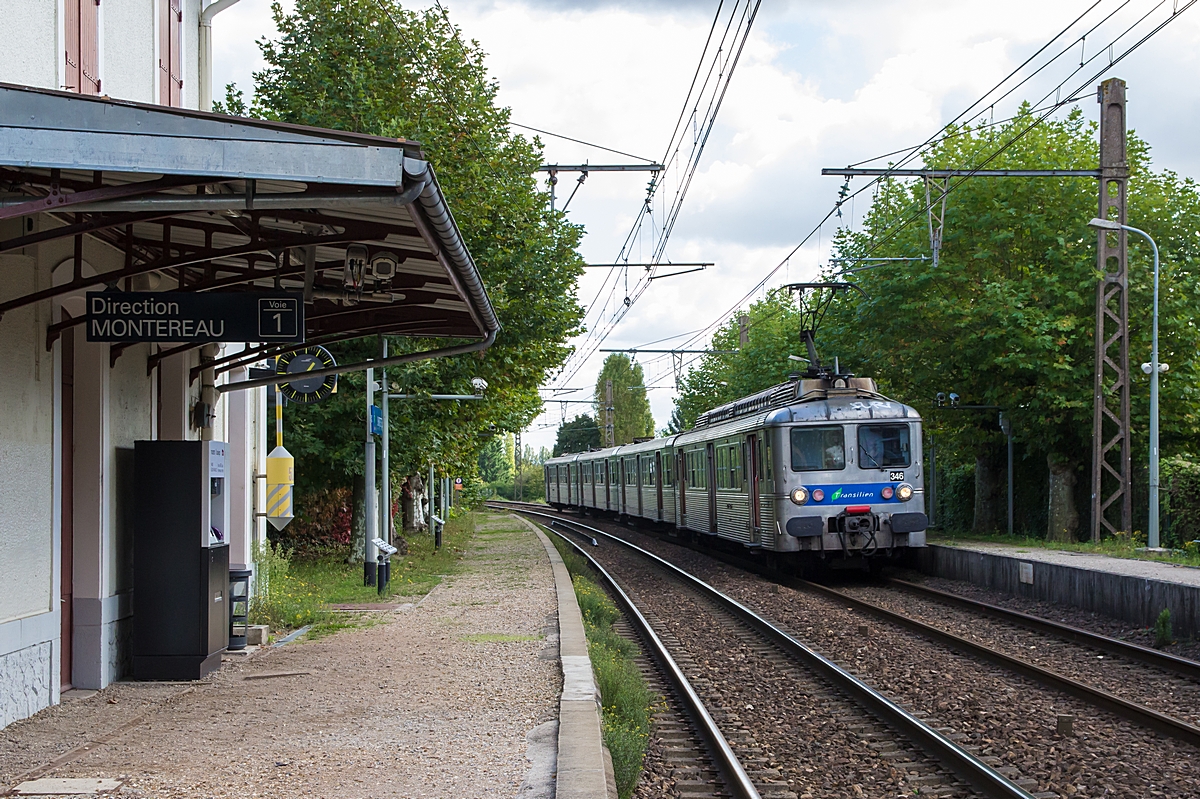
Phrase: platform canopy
[{"left": 0, "top": 82, "right": 499, "bottom": 380}]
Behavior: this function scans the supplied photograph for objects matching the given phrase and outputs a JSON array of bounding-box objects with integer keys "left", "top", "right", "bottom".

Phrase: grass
[
  {"left": 930, "top": 528, "right": 1200, "bottom": 568},
  {"left": 251, "top": 512, "right": 479, "bottom": 637},
  {"left": 547, "top": 528, "right": 657, "bottom": 799}
]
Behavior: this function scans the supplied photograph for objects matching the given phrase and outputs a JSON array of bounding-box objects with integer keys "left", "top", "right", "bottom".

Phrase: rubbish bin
[{"left": 229, "top": 569, "right": 252, "bottom": 651}]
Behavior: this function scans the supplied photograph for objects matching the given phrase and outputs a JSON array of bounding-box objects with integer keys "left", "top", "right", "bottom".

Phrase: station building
[{"left": 0, "top": 2, "right": 498, "bottom": 728}]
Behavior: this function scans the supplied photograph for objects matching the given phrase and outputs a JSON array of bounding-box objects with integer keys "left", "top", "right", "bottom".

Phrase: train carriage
[{"left": 544, "top": 368, "right": 927, "bottom": 565}]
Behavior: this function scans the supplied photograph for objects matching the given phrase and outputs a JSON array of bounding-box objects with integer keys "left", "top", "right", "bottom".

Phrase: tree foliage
[
  {"left": 554, "top": 414, "right": 601, "bottom": 456},
  {"left": 227, "top": 0, "right": 585, "bottom": 495},
  {"left": 594, "top": 355, "right": 655, "bottom": 444},
  {"left": 673, "top": 107, "right": 1200, "bottom": 540}
]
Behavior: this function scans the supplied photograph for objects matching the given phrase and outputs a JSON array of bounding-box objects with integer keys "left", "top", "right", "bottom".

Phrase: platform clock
[{"left": 276, "top": 346, "right": 338, "bottom": 403}]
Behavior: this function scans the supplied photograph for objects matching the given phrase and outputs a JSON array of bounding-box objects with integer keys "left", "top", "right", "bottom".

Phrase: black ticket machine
[{"left": 133, "top": 440, "right": 230, "bottom": 680}]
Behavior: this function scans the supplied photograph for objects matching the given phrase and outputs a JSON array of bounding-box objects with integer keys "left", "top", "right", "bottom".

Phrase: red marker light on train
[
  {"left": 811, "top": 489, "right": 825, "bottom": 502},
  {"left": 881, "top": 486, "right": 895, "bottom": 500}
]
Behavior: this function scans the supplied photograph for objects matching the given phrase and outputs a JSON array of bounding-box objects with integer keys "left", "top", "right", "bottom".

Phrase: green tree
[
  {"left": 671, "top": 289, "right": 804, "bottom": 431},
  {"left": 229, "top": 1, "right": 585, "bottom": 543},
  {"left": 477, "top": 436, "right": 510, "bottom": 483},
  {"left": 554, "top": 414, "right": 601, "bottom": 456},
  {"left": 594, "top": 355, "right": 655, "bottom": 445},
  {"left": 820, "top": 106, "right": 1200, "bottom": 540}
]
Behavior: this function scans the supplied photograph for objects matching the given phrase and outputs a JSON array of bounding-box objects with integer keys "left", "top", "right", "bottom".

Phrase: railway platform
[
  {"left": 0, "top": 511, "right": 613, "bottom": 799},
  {"left": 914, "top": 540, "right": 1200, "bottom": 638}
]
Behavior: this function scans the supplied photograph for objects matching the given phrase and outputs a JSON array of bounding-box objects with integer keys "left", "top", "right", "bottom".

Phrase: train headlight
[
  {"left": 881, "top": 486, "right": 894, "bottom": 500},
  {"left": 790, "top": 487, "right": 809, "bottom": 505},
  {"left": 897, "top": 483, "right": 914, "bottom": 501}
]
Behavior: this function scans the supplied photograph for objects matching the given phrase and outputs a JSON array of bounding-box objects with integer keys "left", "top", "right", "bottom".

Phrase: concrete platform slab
[{"left": 916, "top": 542, "right": 1200, "bottom": 637}]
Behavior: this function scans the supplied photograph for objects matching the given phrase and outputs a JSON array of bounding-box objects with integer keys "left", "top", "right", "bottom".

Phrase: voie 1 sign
[{"left": 86, "top": 291, "right": 305, "bottom": 343}]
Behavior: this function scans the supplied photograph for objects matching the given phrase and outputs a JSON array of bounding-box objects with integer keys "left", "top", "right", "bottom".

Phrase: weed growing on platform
[
  {"left": 549, "top": 530, "right": 655, "bottom": 799},
  {"left": 250, "top": 541, "right": 325, "bottom": 631},
  {"left": 1154, "top": 608, "right": 1174, "bottom": 649}
]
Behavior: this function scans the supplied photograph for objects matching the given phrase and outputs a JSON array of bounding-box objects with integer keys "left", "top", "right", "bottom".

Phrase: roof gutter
[
  {"left": 403, "top": 158, "right": 500, "bottom": 336},
  {"left": 200, "top": 0, "right": 243, "bottom": 112}
]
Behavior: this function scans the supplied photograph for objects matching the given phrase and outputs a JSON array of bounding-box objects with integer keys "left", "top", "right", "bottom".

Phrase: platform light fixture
[{"left": 1088, "top": 217, "right": 1163, "bottom": 548}]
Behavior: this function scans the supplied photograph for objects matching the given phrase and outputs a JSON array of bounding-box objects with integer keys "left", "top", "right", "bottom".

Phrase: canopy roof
[{"left": 0, "top": 83, "right": 498, "bottom": 377}]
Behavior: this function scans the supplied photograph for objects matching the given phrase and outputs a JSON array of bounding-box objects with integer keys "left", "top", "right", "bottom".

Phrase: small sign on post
[
  {"left": 453, "top": 477, "right": 464, "bottom": 491},
  {"left": 266, "top": 445, "right": 295, "bottom": 530},
  {"left": 369, "top": 405, "right": 383, "bottom": 437}
]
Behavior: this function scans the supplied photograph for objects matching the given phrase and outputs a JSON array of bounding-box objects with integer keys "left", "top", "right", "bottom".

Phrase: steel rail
[
  {"left": 495, "top": 508, "right": 759, "bottom": 799},
  {"left": 801, "top": 580, "right": 1200, "bottom": 750},
  {"left": 491, "top": 503, "right": 1034, "bottom": 799},
  {"left": 885, "top": 577, "right": 1200, "bottom": 681}
]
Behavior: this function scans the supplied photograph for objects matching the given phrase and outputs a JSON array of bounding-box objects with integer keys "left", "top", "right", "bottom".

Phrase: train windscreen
[
  {"left": 790, "top": 426, "right": 845, "bottom": 471},
  {"left": 858, "top": 424, "right": 911, "bottom": 468}
]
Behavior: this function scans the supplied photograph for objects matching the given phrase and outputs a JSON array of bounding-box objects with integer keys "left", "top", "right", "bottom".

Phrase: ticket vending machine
[{"left": 133, "top": 440, "right": 230, "bottom": 680}]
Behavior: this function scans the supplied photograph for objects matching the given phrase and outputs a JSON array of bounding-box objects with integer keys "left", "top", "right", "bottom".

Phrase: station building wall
[
  {"left": 0, "top": 208, "right": 266, "bottom": 728},
  {"left": 0, "top": 252, "right": 56, "bottom": 729}
]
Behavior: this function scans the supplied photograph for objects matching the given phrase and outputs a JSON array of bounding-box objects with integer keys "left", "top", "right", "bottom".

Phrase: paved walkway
[
  {"left": 939, "top": 540, "right": 1200, "bottom": 587},
  {"left": 1, "top": 512, "right": 562, "bottom": 798}
]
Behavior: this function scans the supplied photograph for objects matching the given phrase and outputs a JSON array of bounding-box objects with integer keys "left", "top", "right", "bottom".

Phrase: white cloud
[{"left": 208, "top": 0, "right": 1200, "bottom": 452}]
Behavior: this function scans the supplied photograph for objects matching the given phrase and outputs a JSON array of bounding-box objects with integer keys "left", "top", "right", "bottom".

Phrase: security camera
[
  {"left": 949, "top": 393, "right": 960, "bottom": 407},
  {"left": 1142, "top": 362, "right": 1170, "bottom": 374},
  {"left": 471, "top": 377, "right": 488, "bottom": 393},
  {"left": 371, "top": 252, "right": 399, "bottom": 288},
  {"left": 935, "top": 392, "right": 946, "bottom": 407}
]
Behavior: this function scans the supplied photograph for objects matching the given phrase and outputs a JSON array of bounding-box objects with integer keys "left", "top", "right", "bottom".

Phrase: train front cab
[{"left": 774, "top": 415, "right": 928, "bottom": 559}]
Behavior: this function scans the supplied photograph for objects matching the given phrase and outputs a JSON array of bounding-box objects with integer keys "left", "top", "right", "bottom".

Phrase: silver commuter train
[{"left": 544, "top": 371, "right": 928, "bottom": 563}]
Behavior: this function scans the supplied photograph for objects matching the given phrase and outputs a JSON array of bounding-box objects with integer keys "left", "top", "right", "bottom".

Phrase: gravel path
[
  {"left": 1, "top": 513, "right": 561, "bottom": 798},
  {"left": 567, "top": 515, "right": 1200, "bottom": 798}
]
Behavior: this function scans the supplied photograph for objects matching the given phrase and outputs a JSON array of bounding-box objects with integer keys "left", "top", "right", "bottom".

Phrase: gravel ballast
[{"left": 563, "top": 514, "right": 1200, "bottom": 798}]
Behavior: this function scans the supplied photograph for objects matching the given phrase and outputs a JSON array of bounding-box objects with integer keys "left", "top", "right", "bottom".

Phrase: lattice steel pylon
[{"left": 1090, "top": 78, "right": 1132, "bottom": 542}]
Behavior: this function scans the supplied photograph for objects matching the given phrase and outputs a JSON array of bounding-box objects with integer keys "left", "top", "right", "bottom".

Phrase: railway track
[
  {"left": 494, "top": 501, "right": 1200, "bottom": 796},
  {"left": 491, "top": 502, "right": 1036, "bottom": 799}
]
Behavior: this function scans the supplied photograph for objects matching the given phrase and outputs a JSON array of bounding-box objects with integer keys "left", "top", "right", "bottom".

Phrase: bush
[
  {"left": 1163, "top": 456, "right": 1200, "bottom": 548},
  {"left": 274, "top": 486, "right": 352, "bottom": 557}
]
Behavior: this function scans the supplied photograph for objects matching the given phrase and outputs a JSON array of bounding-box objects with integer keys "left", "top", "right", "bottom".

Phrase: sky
[{"left": 210, "top": 0, "right": 1200, "bottom": 452}]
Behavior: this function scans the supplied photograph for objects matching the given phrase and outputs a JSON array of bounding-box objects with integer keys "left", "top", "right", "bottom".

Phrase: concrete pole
[
  {"left": 380, "top": 339, "right": 389, "bottom": 546},
  {"left": 364, "top": 368, "right": 376, "bottom": 585}
]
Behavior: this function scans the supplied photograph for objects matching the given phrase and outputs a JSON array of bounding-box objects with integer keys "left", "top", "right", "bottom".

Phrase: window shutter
[
  {"left": 64, "top": 0, "right": 81, "bottom": 92},
  {"left": 158, "top": 0, "right": 183, "bottom": 106},
  {"left": 79, "top": 0, "right": 101, "bottom": 94},
  {"left": 168, "top": 0, "right": 183, "bottom": 106}
]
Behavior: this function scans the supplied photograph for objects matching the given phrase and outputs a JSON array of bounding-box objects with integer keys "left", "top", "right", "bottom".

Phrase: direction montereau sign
[{"left": 86, "top": 291, "right": 305, "bottom": 343}]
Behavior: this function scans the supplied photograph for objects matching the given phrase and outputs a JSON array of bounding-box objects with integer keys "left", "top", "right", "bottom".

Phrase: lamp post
[{"left": 1088, "top": 217, "right": 1163, "bottom": 547}]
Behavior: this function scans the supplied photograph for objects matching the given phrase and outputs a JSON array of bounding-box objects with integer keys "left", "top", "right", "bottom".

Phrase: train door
[
  {"left": 655, "top": 451, "right": 664, "bottom": 521},
  {"left": 636, "top": 456, "right": 643, "bottom": 517},
  {"left": 746, "top": 434, "right": 761, "bottom": 544},
  {"left": 566, "top": 464, "right": 572, "bottom": 504},
  {"left": 591, "top": 462, "right": 597, "bottom": 507},
  {"left": 706, "top": 442, "right": 717, "bottom": 533},
  {"left": 677, "top": 451, "right": 687, "bottom": 526},
  {"left": 619, "top": 460, "right": 626, "bottom": 513}
]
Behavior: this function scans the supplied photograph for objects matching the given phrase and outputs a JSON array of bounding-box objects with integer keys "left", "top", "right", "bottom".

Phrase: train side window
[
  {"left": 790, "top": 426, "right": 846, "bottom": 471},
  {"left": 858, "top": 424, "right": 911, "bottom": 468}
]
